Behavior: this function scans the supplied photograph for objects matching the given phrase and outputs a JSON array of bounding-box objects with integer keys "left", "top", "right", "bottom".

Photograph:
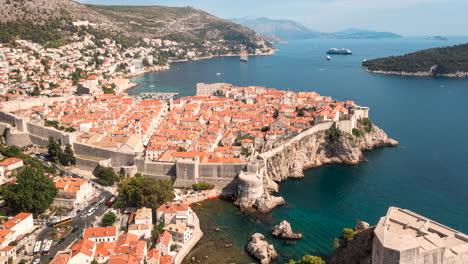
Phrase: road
[{"left": 34, "top": 187, "right": 113, "bottom": 263}]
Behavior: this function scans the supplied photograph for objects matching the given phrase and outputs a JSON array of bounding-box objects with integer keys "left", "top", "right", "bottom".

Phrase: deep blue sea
[{"left": 128, "top": 37, "right": 468, "bottom": 263}]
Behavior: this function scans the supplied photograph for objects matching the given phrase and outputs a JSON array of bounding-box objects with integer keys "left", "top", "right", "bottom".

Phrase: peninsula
[{"left": 362, "top": 43, "right": 468, "bottom": 77}]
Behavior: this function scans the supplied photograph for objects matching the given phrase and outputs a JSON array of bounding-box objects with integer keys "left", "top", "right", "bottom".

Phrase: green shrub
[
  {"left": 358, "top": 118, "right": 373, "bottom": 133},
  {"left": 192, "top": 182, "right": 214, "bottom": 191},
  {"left": 342, "top": 228, "right": 355, "bottom": 242},
  {"left": 352, "top": 128, "right": 364, "bottom": 137},
  {"left": 327, "top": 127, "right": 342, "bottom": 141},
  {"left": 288, "top": 255, "right": 326, "bottom": 264}
]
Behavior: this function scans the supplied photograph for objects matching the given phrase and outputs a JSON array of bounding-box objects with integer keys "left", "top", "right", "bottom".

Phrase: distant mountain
[
  {"left": 0, "top": 0, "right": 272, "bottom": 53},
  {"left": 260, "top": 34, "right": 287, "bottom": 44},
  {"left": 362, "top": 43, "right": 468, "bottom": 77},
  {"left": 229, "top": 18, "right": 402, "bottom": 40},
  {"left": 325, "top": 28, "right": 402, "bottom": 39},
  {"left": 229, "top": 17, "right": 320, "bottom": 40}
]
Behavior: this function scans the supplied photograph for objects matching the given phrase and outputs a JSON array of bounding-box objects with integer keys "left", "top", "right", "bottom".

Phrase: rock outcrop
[
  {"left": 235, "top": 121, "right": 397, "bottom": 213},
  {"left": 266, "top": 124, "right": 397, "bottom": 181},
  {"left": 272, "top": 220, "right": 303, "bottom": 240},
  {"left": 246, "top": 233, "right": 278, "bottom": 264},
  {"left": 234, "top": 170, "right": 285, "bottom": 214},
  {"left": 330, "top": 226, "right": 375, "bottom": 264}
]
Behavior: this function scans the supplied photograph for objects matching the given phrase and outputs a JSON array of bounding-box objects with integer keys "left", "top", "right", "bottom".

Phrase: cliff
[
  {"left": 266, "top": 123, "right": 397, "bottom": 182},
  {"left": 330, "top": 226, "right": 375, "bottom": 264},
  {"left": 235, "top": 121, "right": 397, "bottom": 214}
]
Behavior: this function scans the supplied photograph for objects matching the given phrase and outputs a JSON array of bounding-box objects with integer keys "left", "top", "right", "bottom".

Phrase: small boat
[
  {"left": 326, "top": 55, "right": 331, "bottom": 61},
  {"left": 240, "top": 54, "right": 249, "bottom": 62},
  {"left": 216, "top": 72, "right": 222, "bottom": 76},
  {"left": 363, "top": 58, "right": 367, "bottom": 62}
]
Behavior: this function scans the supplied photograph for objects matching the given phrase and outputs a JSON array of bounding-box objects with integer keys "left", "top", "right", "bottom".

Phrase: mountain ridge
[
  {"left": 0, "top": 0, "right": 272, "bottom": 53},
  {"left": 229, "top": 17, "right": 402, "bottom": 40}
]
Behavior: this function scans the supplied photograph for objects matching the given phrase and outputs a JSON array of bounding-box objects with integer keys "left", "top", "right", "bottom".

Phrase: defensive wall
[
  {"left": 260, "top": 119, "right": 356, "bottom": 160},
  {"left": 0, "top": 95, "right": 75, "bottom": 112},
  {"left": 0, "top": 110, "right": 358, "bottom": 189}
]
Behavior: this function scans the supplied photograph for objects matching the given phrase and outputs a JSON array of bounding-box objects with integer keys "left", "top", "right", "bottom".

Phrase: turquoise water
[{"left": 129, "top": 37, "right": 468, "bottom": 263}]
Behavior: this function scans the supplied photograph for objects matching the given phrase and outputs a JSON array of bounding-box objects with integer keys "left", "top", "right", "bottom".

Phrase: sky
[{"left": 77, "top": 0, "right": 468, "bottom": 36}]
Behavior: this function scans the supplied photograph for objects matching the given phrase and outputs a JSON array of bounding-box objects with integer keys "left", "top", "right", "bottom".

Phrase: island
[
  {"left": 427, "top": 36, "right": 449, "bottom": 41},
  {"left": 362, "top": 43, "right": 468, "bottom": 77}
]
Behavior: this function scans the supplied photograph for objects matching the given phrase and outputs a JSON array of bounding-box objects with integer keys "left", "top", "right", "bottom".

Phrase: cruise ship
[{"left": 327, "top": 48, "right": 352, "bottom": 55}]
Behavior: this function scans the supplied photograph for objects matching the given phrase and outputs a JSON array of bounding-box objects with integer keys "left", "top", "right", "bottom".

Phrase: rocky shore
[
  {"left": 235, "top": 122, "right": 397, "bottom": 213},
  {"left": 246, "top": 233, "right": 278, "bottom": 264},
  {"left": 272, "top": 220, "right": 303, "bottom": 240},
  {"left": 364, "top": 68, "right": 468, "bottom": 78},
  {"left": 266, "top": 123, "right": 397, "bottom": 182}
]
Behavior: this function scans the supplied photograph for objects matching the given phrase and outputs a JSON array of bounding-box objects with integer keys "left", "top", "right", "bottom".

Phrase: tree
[
  {"left": 47, "top": 137, "right": 62, "bottom": 163},
  {"left": 55, "top": 206, "right": 65, "bottom": 220},
  {"left": 102, "top": 212, "right": 117, "bottom": 227},
  {"left": 118, "top": 177, "right": 175, "bottom": 209},
  {"left": 95, "top": 168, "right": 119, "bottom": 186},
  {"left": 151, "top": 223, "right": 164, "bottom": 241},
  {"left": 3, "top": 167, "right": 57, "bottom": 215},
  {"left": 341, "top": 228, "right": 355, "bottom": 242},
  {"left": 91, "top": 260, "right": 98, "bottom": 264},
  {"left": 59, "top": 144, "right": 76, "bottom": 166},
  {"left": 288, "top": 255, "right": 326, "bottom": 264}
]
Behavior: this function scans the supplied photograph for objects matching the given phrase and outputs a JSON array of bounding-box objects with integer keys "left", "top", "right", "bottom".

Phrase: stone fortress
[
  {"left": 0, "top": 83, "right": 372, "bottom": 194},
  {"left": 372, "top": 207, "right": 468, "bottom": 264}
]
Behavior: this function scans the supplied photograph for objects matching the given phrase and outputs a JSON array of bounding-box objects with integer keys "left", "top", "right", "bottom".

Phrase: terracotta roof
[
  {"left": 147, "top": 248, "right": 161, "bottom": 261},
  {"left": 2, "top": 213, "right": 32, "bottom": 230},
  {"left": 71, "top": 239, "right": 95, "bottom": 258},
  {"left": 156, "top": 203, "right": 189, "bottom": 214},
  {"left": 84, "top": 226, "right": 117, "bottom": 239},
  {"left": 0, "top": 158, "right": 23, "bottom": 167},
  {"left": 50, "top": 252, "right": 71, "bottom": 264},
  {"left": 156, "top": 231, "right": 172, "bottom": 246},
  {"left": 161, "top": 254, "right": 173, "bottom": 264}
]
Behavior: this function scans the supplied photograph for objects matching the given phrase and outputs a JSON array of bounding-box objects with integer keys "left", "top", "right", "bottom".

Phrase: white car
[
  {"left": 33, "top": 259, "right": 40, "bottom": 264},
  {"left": 87, "top": 209, "right": 95, "bottom": 217}
]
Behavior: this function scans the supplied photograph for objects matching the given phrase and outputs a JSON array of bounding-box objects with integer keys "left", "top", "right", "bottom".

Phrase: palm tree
[{"left": 55, "top": 206, "right": 65, "bottom": 220}]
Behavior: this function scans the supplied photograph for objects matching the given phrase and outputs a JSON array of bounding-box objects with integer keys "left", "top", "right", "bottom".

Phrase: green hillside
[{"left": 362, "top": 43, "right": 468, "bottom": 75}]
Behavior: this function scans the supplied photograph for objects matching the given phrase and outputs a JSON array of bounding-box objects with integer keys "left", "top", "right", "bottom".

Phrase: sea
[{"left": 127, "top": 37, "right": 468, "bottom": 263}]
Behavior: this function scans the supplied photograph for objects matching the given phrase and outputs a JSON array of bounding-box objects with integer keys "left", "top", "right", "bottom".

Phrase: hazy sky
[{"left": 77, "top": 0, "right": 468, "bottom": 36}]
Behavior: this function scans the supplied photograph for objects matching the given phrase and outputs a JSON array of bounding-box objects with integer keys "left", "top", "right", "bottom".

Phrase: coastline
[
  {"left": 121, "top": 49, "right": 277, "bottom": 94},
  {"left": 363, "top": 68, "right": 468, "bottom": 78}
]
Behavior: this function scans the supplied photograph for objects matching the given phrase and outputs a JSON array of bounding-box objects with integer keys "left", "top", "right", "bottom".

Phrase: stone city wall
[
  {"left": 75, "top": 157, "right": 102, "bottom": 171},
  {"left": 198, "top": 162, "right": 247, "bottom": 179},
  {"left": 134, "top": 158, "right": 176, "bottom": 177},
  {"left": 26, "top": 123, "right": 75, "bottom": 146},
  {"left": 73, "top": 142, "right": 137, "bottom": 167},
  {"left": 0, "top": 95, "right": 75, "bottom": 112}
]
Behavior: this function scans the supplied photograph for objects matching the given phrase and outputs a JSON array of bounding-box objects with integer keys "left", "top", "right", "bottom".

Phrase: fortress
[{"left": 0, "top": 83, "right": 370, "bottom": 192}]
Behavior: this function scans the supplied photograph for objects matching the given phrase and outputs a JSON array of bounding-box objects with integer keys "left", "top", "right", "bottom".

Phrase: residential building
[
  {"left": 53, "top": 177, "right": 93, "bottom": 208},
  {"left": 83, "top": 226, "right": 118, "bottom": 243}
]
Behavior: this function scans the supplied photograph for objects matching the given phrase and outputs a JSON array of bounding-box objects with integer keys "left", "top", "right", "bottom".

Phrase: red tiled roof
[
  {"left": 156, "top": 203, "right": 189, "bottom": 214},
  {"left": 84, "top": 226, "right": 117, "bottom": 239}
]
